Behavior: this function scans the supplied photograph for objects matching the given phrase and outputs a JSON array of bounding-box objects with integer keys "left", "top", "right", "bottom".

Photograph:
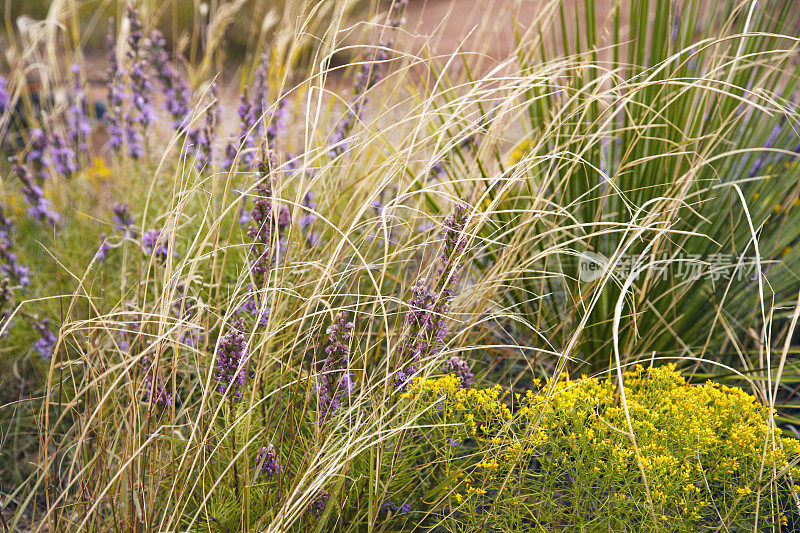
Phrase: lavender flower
[
  {"left": 94, "top": 234, "right": 110, "bottom": 263},
  {"left": 0, "top": 72, "right": 8, "bottom": 115},
  {"left": 215, "top": 318, "right": 248, "bottom": 397},
  {"left": 223, "top": 60, "right": 284, "bottom": 169},
  {"left": 256, "top": 443, "right": 280, "bottom": 476},
  {"left": 141, "top": 229, "right": 177, "bottom": 259},
  {"left": 223, "top": 89, "right": 255, "bottom": 168},
  {"left": 238, "top": 283, "right": 270, "bottom": 327},
  {"left": 0, "top": 205, "right": 30, "bottom": 287},
  {"left": 150, "top": 29, "right": 191, "bottom": 130},
  {"left": 317, "top": 311, "right": 355, "bottom": 425},
  {"left": 430, "top": 160, "right": 445, "bottom": 180},
  {"left": 245, "top": 154, "right": 290, "bottom": 287},
  {"left": 0, "top": 279, "right": 13, "bottom": 337},
  {"left": 33, "top": 318, "right": 57, "bottom": 360},
  {"left": 310, "top": 489, "right": 330, "bottom": 516},
  {"left": 124, "top": 5, "right": 153, "bottom": 130},
  {"left": 111, "top": 202, "right": 135, "bottom": 236},
  {"left": 381, "top": 500, "right": 412, "bottom": 514},
  {"left": 51, "top": 133, "right": 77, "bottom": 177},
  {"left": 172, "top": 283, "right": 204, "bottom": 348},
  {"left": 393, "top": 201, "right": 469, "bottom": 390},
  {"left": 25, "top": 129, "right": 49, "bottom": 184},
  {"left": 0, "top": 206, "right": 29, "bottom": 335},
  {"left": 106, "top": 18, "right": 125, "bottom": 152},
  {"left": 299, "top": 191, "right": 319, "bottom": 246},
  {"left": 11, "top": 157, "right": 60, "bottom": 227},
  {"left": 67, "top": 63, "right": 92, "bottom": 158},
  {"left": 442, "top": 355, "right": 474, "bottom": 388}
]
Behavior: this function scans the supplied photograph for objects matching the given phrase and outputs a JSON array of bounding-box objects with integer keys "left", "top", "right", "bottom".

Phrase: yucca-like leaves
[{"left": 430, "top": 1, "right": 800, "bottom": 387}]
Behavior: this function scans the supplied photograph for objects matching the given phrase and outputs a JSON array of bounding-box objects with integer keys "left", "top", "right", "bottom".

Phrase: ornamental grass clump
[
  {"left": 404, "top": 364, "right": 800, "bottom": 531},
  {"left": 7, "top": 0, "right": 800, "bottom": 531}
]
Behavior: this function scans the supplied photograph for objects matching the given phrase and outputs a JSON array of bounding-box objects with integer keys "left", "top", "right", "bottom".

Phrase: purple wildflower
[
  {"left": 150, "top": 29, "right": 191, "bottom": 130},
  {"left": 111, "top": 202, "right": 135, "bottom": 236},
  {"left": 106, "top": 18, "right": 125, "bottom": 152},
  {"left": 256, "top": 443, "right": 280, "bottom": 476},
  {"left": 215, "top": 318, "right": 248, "bottom": 397},
  {"left": 51, "top": 133, "right": 77, "bottom": 177},
  {"left": 223, "top": 89, "right": 254, "bottom": 168},
  {"left": 141, "top": 229, "right": 177, "bottom": 259},
  {"left": 11, "top": 157, "right": 60, "bottom": 227},
  {"left": 0, "top": 280, "right": 13, "bottom": 337},
  {"left": 0, "top": 205, "right": 30, "bottom": 288},
  {"left": 25, "top": 129, "right": 49, "bottom": 184},
  {"left": 125, "top": 5, "right": 153, "bottom": 129},
  {"left": 94, "top": 234, "right": 110, "bottom": 263},
  {"left": 299, "top": 191, "right": 319, "bottom": 246},
  {"left": 670, "top": 0, "right": 680, "bottom": 44},
  {"left": 381, "top": 499, "right": 412, "bottom": 514},
  {"left": 0, "top": 205, "right": 29, "bottom": 335},
  {"left": 442, "top": 355, "right": 474, "bottom": 388},
  {"left": 317, "top": 311, "right": 355, "bottom": 424},
  {"left": 393, "top": 201, "right": 469, "bottom": 390},
  {"left": 238, "top": 283, "right": 270, "bottom": 327},
  {"left": 0, "top": 72, "right": 8, "bottom": 115},
  {"left": 310, "top": 489, "right": 330, "bottom": 516},
  {"left": 67, "top": 63, "right": 92, "bottom": 158},
  {"left": 171, "top": 284, "right": 204, "bottom": 348},
  {"left": 33, "top": 318, "right": 57, "bottom": 360},
  {"left": 245, "top": 153, "right": 290, "bottom": 287}
]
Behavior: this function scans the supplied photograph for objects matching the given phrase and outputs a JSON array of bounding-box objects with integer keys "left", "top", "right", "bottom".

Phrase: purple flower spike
[
  {"left": 67, "top": 63, "right": 91, "bottom": 158},
  {"left": 328, "top": 1, "right": 407, "bottom": 156},
  {"left": 0, "top": 73, "right": 8, "bottom": 115},
  {"left": 112, "top": 202, "right": 135, "bottom": 236},
  {"left": 310, "top": 489, "right": 330, "bottom": 516},
  {"left": 215, "top": 318, "right": 249, "bottom": 397},
  {"left": 141, "top": 229, "right": 177, "bottom": 259},
  {"left": 95, "top": 234, "right": 110, "bottom": 263},
  {"left": 11, "top": 157, "right": 60, "bottom": 227},
  {"left": 184, "top": 82, "right": 218, "bottom": 171},
  {"left": 381, "top": 499, "right": 412, "bottom": 514},
  {"left": 393, "top": 201, "right": 469, "bottom": 390},
  {"left": 256, "top": 443, "right": 281, "bottom": 476},
  {"left": 52, "top": 133, "right": 78, "bottom": 177},
  {"left": 150, "top": 29, "right": 191, "bottom": 130},
  {"left": 317, "top": 311, "right": 355, "bottom": 425},
  {"left": 0, "top": 205, "right": 30, "bottom": 288},
  {"left": 33, "top": 318, "right": 57, "bottom": 360},
  {"left": 245, "top": 154, "right": 290, "bottom": 284},
  {"left": 442, "top": 355, "right": 474, "bottom": 388},
  {"left": 125, "top": 5, "right": 153, "bottom": 130},
  {"left": 106, "top": 18, "right": 125, "bottom": 152},
  {"left": 25, "top": 129, "right": 49, "bottom": 184}
]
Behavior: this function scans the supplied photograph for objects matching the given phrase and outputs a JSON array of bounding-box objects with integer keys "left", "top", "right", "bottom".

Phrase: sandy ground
[
  {"left": 404, "top": 0, "right": 618, "bottom": 60},
  {"left": 74, "top": 0, "right": 619, "bottom": 156}
]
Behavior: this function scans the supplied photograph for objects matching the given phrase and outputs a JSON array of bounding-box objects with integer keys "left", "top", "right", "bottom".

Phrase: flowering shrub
[{"left": 404, "top": 364, "right": 800, "bottom": 531}]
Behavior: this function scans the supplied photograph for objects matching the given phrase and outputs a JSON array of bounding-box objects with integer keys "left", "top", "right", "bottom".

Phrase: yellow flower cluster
[{"left": 407, "top": 364, "right": 800, "bottom": 530}]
